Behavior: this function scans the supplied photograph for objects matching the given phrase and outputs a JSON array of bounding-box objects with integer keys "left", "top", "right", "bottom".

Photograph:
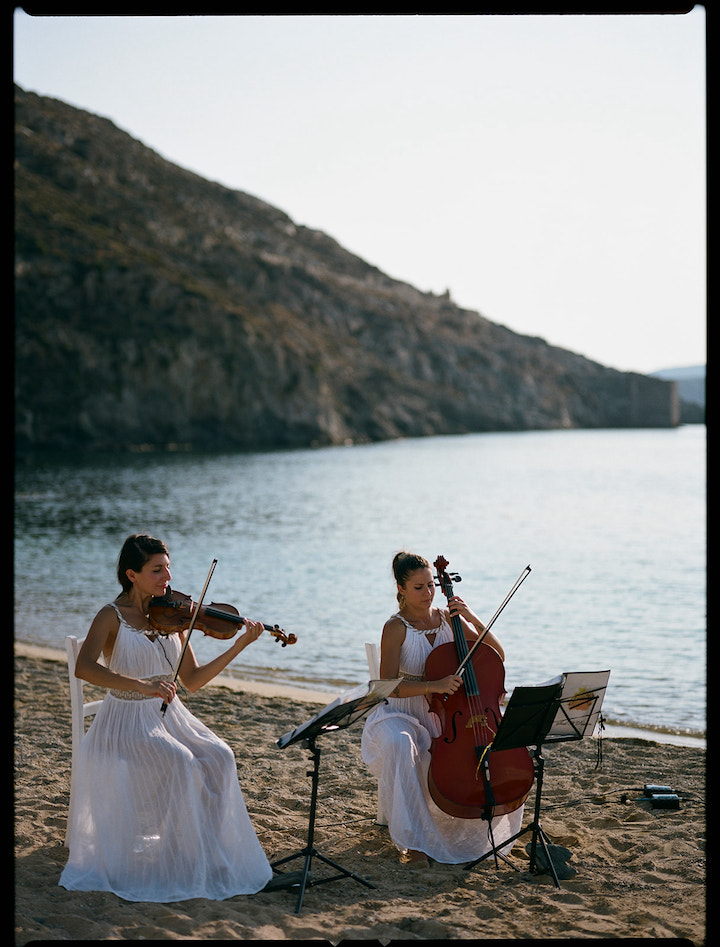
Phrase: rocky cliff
[
  {"left": 651, "top": 366, "right": 704, "bottom": 422},
  {"left": 14, "top": 85, "right": 679, "bottom": 453}
]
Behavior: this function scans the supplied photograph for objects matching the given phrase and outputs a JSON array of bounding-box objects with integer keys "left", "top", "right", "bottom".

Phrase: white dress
[
  {"left": 60, "top": 607, "right": 273, "bottom": 902},
  {"left": 361, "top": 611, "right": 525, "bottom": 863}
]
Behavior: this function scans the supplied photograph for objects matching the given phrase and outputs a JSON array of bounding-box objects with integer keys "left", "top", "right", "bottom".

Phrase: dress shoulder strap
[
  {"left": 391, "top": 612, "right": 422, "bottom": 632},
  {"left": 393, "top": 609, "right": 447, "bottom": 635},
  {"left": 107, "top": 602, "right": 134, "bottom": 630}
]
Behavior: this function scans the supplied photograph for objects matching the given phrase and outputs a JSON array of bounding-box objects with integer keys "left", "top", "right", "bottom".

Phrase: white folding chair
[
  {"left": 365, "top": 641, "right": 381, "bottom": 681},
  {"left": 64, "top": 635, "right": 105, "bottom": 846},
  {"left": 364, "top": 642, "right": 387, "bottom": 825}
]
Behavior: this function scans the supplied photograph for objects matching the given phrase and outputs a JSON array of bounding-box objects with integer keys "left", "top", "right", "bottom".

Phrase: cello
[{"left": 424, "top": 556, "right": 534, "bottom": 820}]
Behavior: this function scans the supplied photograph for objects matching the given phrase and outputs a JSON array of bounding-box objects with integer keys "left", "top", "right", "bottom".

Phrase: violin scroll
[{"left": 268, "top": 625, "right": 297, "bottom": 647}]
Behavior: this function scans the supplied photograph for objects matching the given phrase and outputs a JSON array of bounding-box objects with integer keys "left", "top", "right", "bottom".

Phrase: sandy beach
[{"left": 14, "top": 643, "right": 705, "bottom": 943}]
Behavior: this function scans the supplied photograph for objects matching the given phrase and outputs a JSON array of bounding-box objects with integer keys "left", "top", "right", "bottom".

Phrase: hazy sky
[{"left": 14, "top": 10, "right": 706, "bottom": 375}]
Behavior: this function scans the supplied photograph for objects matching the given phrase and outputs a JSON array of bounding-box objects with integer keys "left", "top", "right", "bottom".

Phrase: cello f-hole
[{"left": 443, "top": 710, "right": 463, "bottom": 745}]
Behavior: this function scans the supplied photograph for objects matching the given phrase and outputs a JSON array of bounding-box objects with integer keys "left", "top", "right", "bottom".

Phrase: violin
[
  {"left": 149, "top": 588, "right": 297, "bottom": 647},
  {"left": 424, "top": 556, "right": 534, "bottom": 820}
]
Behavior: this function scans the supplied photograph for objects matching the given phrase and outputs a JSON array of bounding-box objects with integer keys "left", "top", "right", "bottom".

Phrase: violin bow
[
  {"left": 453, "top": 564, "right": 531, "bottom": 677},
  {"left": 160, "top": 558, "right": 217, "bottom": 715}
]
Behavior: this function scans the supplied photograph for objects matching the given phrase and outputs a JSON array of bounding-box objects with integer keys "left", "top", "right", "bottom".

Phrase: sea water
[{"left": 14, "top": 425, "right": 705, "bottom": 738}]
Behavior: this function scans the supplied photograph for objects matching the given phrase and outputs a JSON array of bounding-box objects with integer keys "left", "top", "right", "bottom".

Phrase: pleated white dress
[
  {"left": 361, "top": 612, "right": 525, "bottom": 863},
  {"left": 60, "top": 607, "right": 273, "bottom": 902}
]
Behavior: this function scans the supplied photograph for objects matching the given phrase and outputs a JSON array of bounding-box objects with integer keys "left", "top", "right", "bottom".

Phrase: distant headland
[{"left": 15, "top": 85, "right": 697, "bottom": 454}]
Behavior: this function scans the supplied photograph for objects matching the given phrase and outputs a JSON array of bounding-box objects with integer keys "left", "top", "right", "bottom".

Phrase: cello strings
[
  {"left": 439, "top": 565, "right": 496, "bottom": 789},
  {"left": 453, "top": 620, "right": 495, "bottom": 760}
]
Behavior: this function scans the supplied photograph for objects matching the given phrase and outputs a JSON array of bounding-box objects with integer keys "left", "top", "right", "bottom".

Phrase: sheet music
[
  {"left": 545, "top": 670, "right": 610, "bottom": 741},
  {"left": 492, "top": 669, "right": 610, "bottom": 749},
  {"left": 276, "top": 678, "right": 401, "bottom": 749}
]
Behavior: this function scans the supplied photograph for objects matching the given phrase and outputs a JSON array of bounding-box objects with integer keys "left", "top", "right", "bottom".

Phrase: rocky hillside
[{"left": 14, "top": 85, "right": 680, "bottom": 453}]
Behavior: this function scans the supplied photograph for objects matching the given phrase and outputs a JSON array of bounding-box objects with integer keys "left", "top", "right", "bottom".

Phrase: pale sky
[{"left": 14, "top": 10, "right": 706, "bottom": 375}]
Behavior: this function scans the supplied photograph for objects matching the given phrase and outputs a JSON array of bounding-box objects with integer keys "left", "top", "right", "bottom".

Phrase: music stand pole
[
  {"left": 525, "top": 747, "right": 559, "bottom": 885},
  {"left": 271, "top": 678, "right": 400, "bottom": 914},
  {"left": 271, "top": 734, "right": 375, "bottom": 914}
]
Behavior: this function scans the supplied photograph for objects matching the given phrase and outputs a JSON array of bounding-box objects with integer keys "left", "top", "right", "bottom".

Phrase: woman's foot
[{"left": 399, "top": 848, "right": 429, "bottom": 866}]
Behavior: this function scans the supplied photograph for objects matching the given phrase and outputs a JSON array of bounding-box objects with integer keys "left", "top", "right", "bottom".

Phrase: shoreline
[{"left": 14, "top": 640, "right": 706, "bottom": 749}]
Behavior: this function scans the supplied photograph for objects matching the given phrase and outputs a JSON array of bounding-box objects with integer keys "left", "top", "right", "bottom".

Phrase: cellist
[{"left": 360, "top": 551, "right": 525, "bottom": 866}]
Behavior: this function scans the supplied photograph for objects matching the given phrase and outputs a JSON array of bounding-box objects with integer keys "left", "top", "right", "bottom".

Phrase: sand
[{"left": 14, "top": 644, "right": 705, "bottom": 944}]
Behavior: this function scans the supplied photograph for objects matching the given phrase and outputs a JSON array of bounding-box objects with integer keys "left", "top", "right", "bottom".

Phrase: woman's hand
[
  {"left": 240, "top": 618, "right": 265, "bottom": 645},
  {"left": 447, "top": 595, "right": 480, "bottom": 626},
  {"left": 139, "top": 678, "right": 177, "bottom": 703},
  {"left": 429, "top": 674, "right": 464, "bottom": 696}
]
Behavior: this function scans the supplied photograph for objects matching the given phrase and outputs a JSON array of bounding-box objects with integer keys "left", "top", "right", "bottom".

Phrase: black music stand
[
  {"left": 270, "top": 678, "right": 401, "bottom": 914},
  {"left": 464, "top": 670, "right": 610, "bottom": 888}
]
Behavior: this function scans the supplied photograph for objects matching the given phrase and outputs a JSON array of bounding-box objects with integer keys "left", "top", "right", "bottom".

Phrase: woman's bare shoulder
[
  {"left": 95, "top": 602, "right": 121, "bottom": 622},
  {"left": 86, "top": 602, "right": 121, "bottom": 639},
  {"left": 382, "top": 615, "right": 406, "bottom": 640}
]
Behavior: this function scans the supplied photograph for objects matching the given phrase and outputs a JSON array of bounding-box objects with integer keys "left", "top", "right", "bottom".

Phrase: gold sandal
[{"left": 399, "top": 848, "right": 429, "bottom": 866}]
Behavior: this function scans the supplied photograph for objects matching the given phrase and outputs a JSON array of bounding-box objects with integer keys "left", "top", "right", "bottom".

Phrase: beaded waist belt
[{"left": 109, "top": 674, "right": 170, "bottom": 701}]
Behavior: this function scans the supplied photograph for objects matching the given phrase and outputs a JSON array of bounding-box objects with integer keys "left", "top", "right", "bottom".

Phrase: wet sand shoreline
[{"left": 14, "top": 641, "right": 705, "bottom": 748}]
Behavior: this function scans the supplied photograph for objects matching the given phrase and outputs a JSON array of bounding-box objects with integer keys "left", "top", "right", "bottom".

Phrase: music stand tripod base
[
  {"left": 270, "top": 733, "right": 375, "bottom": 913},
  {"left": 272, "top": 679, "right": 400, "bottom": 913},
  {"left": 464, "top": 747, "right": 561, "bottom": 887},
  {"left": 463, "top": 670, "right": 610, "bottom": 890}
]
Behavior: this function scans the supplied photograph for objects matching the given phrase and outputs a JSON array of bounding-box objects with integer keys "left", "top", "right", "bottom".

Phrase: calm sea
[{"left": 14, "top": 426, "right": 706, "bottom": 739}]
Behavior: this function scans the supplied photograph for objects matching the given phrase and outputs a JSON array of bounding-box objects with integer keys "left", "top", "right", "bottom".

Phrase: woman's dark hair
[
  {"left": 392, "top": 551, "right": 430, "bottom": 606},
  {"left": 117, "top": 534, "right": 169, "bottom": 593}
]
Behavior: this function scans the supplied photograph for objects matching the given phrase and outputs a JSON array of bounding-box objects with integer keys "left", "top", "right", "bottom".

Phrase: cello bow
[{"left": 454, "top": 565, "right": 531, "bottom": 678}]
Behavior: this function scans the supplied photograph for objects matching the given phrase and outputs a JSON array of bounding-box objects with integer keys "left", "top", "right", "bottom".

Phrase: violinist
[
  {"left": 60, "top": 533, "right": 273, "bottom": 901},
  {"left": 360, "top": 551, "right": 525, "bottom": 867}
]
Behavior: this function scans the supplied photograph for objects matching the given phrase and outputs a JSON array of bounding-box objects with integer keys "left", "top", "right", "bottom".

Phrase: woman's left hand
[
  {"left": 447, "top": 595, "right": 474, "bottom": 621},
  {"left": 241, "top": 618, "right": 265, "bottom": 644}
]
